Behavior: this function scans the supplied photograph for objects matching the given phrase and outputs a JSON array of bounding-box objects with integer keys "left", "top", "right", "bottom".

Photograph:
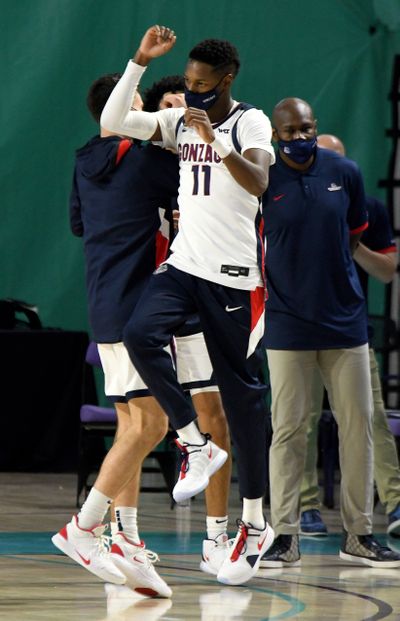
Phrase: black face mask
[
  {"left": 278, "top": 137, "right": 317, "bottom": 164},
  {"left": 184, "top": 75, "right": 226, "bottom": 110}
]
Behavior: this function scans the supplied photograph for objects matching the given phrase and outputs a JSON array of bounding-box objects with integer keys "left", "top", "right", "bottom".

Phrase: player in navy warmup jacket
[{"left": 53, "top": 74, "right": 178, "bottom": 594}]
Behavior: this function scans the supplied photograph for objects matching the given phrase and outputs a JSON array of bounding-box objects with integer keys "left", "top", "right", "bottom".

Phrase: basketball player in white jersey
[
  {"left": 143, "top": 74, "right": 234, "bottom": 576},
  {"left": 101, "top": 25, "right": 275, "bottom": 586}
]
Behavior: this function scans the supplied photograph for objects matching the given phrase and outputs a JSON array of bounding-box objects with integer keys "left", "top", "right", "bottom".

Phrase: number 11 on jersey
[{"left": 192, "top": 165, "right": 211, "bottom": 196}]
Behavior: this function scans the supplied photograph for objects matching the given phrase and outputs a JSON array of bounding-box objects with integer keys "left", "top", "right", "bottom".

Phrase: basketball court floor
[{"left": 1, "top": 471, "right": 400, "bottom": 620}]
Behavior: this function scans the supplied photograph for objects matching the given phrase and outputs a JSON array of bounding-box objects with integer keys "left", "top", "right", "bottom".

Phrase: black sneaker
[
  {"left": 259, "top": 534, "right": 301, "bottom": 568},
  {"left": 340, "top": 531, "right": 400, "bottom": 568}
]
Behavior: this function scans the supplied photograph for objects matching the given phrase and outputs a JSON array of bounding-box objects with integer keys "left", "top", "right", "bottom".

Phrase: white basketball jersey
[{"left": 155, "top": 104, "right": 275, "bottom": 290}]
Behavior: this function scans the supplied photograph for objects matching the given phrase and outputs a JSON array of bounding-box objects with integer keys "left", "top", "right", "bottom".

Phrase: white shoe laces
[
  {"left": 119, "top": 537, "right": 160, "bottom": 567},
  {"left": 91, "top": 524, "right": 112, "bottom": 556},
  {"left": 176, "top": 434, "right": 211, "bottom": 478},
  {"left": 142, "top": 548, "right": 160, "bottom": 565}
]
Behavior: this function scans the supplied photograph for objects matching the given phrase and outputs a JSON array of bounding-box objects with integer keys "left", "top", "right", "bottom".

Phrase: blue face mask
[
  {"left": 184, "top": 75, "right": 225, "bottom": 111},
  {"left": 278, "top": 136, "right": 317, "bottom": 164}
]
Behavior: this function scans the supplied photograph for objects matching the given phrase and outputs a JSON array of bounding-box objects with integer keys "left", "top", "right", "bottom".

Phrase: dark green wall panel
[{"left": 1, "top": 0, "right": 399, "bottom": 331}]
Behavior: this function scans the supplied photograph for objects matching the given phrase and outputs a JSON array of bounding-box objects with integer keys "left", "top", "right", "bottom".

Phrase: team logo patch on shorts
[{"left": 154, "top": 264, "right": 168, "bottom": 274}]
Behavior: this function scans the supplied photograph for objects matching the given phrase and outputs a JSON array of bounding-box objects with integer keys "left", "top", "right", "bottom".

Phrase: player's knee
[
  {"left": 151, "top": 424, "right": 168, "bottom": 447},
  {"left": 142, "top": 408, "right": 169, "bottom": 441},
  {"left": 143, "top": 419, "right": 168, "bottom": 450}
]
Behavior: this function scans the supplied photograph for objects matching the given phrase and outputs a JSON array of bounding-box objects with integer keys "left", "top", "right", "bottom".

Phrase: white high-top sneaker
[{"left": 173, "top": 435, "right": 228, "bottom": 503}]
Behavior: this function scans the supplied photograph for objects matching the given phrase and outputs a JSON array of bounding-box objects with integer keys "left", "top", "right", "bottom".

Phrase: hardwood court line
[
  {"left": 147, "top": 568, "right": 307, "bottom": 618},
  {"left": 0, "top": 554, "right": 81, "bottom": 567},
  {"left": 251, "top": 578, "right": 394, "bottom": 621}
]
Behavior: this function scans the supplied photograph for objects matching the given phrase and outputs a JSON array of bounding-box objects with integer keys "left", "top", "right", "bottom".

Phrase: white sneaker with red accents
[
  {"left": 200, "top": 533, "right": 230, "bottom": 575},
  {"left": 173, "top": 434, "right": 228, "bottom": 503},
  {"left": 110, "top": 532, "right": 172, "bottom": 598},
  {"left": 51, "top": 515, "right": 125, "bottom": 584},
  {"left": 217, "top": 519, "right": 274, "bottom": 585}
]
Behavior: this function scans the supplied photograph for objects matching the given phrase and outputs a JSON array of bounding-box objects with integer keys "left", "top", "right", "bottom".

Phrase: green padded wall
[{"left": 1, "top": 0, "right": 399, "bottom": 330}]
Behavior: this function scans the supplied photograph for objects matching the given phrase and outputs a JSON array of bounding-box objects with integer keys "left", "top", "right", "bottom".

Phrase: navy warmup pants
[{"left": 123, "top": 265, "right": 268, "bottom": 499}]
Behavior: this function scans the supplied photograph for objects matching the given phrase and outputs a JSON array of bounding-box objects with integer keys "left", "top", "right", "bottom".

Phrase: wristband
[{"left": 210, "top": 136, "right": 233, "bottom": 159}]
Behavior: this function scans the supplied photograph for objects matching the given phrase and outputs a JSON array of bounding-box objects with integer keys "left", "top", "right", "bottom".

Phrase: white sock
[
  {"left": 110, "top": 521, "right": 118, "bottom": 539},
  {"left": 242, "top": 498, "right": 265, "bottom": 530},
  {"left": 206, "top": 515, "right": 228, "bottom": 540},
  {"left": 177, "top": 421, "right": 204, "bottom": 445},
  {"left": 77, "top": 487, "right": 112, "bottom": 530},
  {"left": 115, "top": 507, "right": 140, "bottom": 544}
]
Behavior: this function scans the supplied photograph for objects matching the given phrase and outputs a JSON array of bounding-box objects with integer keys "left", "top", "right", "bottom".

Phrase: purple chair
[{"left": 80, "top": 343, "right": 117, "bottom": 423}]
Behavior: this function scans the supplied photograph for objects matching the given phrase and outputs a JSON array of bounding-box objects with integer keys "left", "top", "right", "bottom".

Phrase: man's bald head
[
  {"left": 317, "top": 134, "right": 346, "bottom": 156},
  {"left": 272, "top": 97, "right": 315, "bottom": 129}
]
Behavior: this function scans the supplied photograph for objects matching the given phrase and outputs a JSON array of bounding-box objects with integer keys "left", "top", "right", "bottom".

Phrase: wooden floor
[{"left": 1, "top": 471, "right": 400, "bottom": 620}]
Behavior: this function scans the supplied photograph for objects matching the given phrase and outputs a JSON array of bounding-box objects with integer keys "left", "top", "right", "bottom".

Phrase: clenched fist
[{"left": 134, "top": 25, "right": 176, "bottom": 65}]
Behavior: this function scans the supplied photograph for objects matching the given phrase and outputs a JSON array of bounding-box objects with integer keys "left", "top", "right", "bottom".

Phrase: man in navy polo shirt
[
  {"left": 260, "top": 98, "right": 400, "bottom": 569},
  {"left": 299, "top": 134, "right": 400, "bottom": 538}
]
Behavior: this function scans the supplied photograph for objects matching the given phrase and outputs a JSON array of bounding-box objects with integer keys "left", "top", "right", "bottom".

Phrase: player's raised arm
[{"left": 101, "top": 25, "right": 176, "bottom": 141}]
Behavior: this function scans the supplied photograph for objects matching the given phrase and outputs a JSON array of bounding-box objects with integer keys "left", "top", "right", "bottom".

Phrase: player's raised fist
[{"left": 138, "top": 25, "right": 176, "bottom": 59}]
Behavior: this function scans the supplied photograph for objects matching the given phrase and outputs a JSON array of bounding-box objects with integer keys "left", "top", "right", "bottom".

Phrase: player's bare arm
[
  {"left": 185, "top": 107, "right": 271, "bottom": 196},
  {"left": 354, "top": 244, "right": 398, "bottom": 284},
  {"left": 223, "top": 148, "right": 271, "bottom": 197}
]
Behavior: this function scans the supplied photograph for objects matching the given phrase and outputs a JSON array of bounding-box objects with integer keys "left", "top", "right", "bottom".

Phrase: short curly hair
[
  {"left": 188, "top": 39, "right": 240, "bottom": 77},
  {"left": 142, "top": 75, "right": 185, "bottom": 112},
  {"left": 86, "top": 73, "right": 122, "bottom": 123}
]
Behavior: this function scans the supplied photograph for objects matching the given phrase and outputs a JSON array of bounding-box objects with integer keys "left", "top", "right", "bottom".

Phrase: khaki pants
[
  {"left": 267, "top": 345, "right": 373, "bottom": 535},
  {"left": 300, "top": 349, "right": 400, "bottom": 515}
]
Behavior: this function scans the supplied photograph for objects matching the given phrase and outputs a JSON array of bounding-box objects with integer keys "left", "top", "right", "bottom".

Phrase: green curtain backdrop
[{"left": 1, "top": 0, "right": 399, "bottom": 331}]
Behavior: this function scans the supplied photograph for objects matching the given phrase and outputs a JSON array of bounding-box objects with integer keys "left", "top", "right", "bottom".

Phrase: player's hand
[
  {"left": 135, "top": 25, "right": 176, "bottom": 64},
  {"left": 159, "top": 92, "right": 186, "bottom": 110},
  {"left": 184, "top": 108, "right": 215, "bottom": 143}
]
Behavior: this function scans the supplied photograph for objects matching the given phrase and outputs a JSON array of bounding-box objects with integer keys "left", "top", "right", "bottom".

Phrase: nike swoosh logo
[
  {"left": 77, "top": 551, "right": 91, "bottom": 565},
  {"left": 258, "top": 534, "right": 267, "bottom": 550},
  {"left": 133, "top": 555, "right": 144, "bottom": 564},
  {"left": 225, "top": 305, "right": 242, "bottom": 312},
  {"left": 273, "top": 194, "right": 285, "bottom": 201}
]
